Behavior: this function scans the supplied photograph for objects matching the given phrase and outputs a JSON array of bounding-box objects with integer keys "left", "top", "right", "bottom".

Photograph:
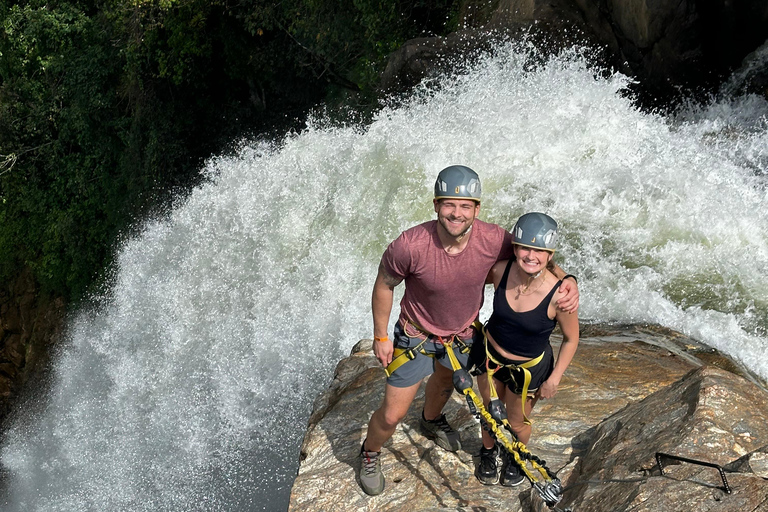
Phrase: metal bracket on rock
[{"left": 655, "top": 452, "right": 732, "bottom": 494}]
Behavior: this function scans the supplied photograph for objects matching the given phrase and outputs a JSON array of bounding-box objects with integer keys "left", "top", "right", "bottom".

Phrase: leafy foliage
[{"left": 0, "top": 0, "right": 458, "bottom": 302}]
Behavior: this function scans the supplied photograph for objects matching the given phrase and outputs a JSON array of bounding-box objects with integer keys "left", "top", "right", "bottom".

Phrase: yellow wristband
[{"left": 374, "top": 335, "right": 389, "bottom": 343}]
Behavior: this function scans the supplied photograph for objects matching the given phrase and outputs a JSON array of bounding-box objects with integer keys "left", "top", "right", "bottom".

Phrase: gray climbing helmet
[
  {"left": 512, "top": 212, "right": 558, "bottom": 252},
  {"left": 434, "top": 165, "right": 481, "bottom": 202}
]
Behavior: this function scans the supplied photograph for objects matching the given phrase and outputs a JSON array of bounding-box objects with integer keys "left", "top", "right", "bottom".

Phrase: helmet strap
[{"left": 456, "top": 224, "right": 472, "bottom": 241}]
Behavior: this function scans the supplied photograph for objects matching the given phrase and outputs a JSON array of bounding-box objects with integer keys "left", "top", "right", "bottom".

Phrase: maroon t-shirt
[{"left": 382, "top": 219, "right": 514, "bottom": 338}]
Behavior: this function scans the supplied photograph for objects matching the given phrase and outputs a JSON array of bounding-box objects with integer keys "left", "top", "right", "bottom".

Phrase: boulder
[
  {"left": 288, "top": 324, "right": 768, "bottom": 511},
  {"left": 379, "top": 0, "right": 768, "bottom": 105},
  {"left": 0, "top": 269, "right": 65, "bottom": 426},
  {"left": 559, "top": 365, "right": 768, "bottom": 511}
]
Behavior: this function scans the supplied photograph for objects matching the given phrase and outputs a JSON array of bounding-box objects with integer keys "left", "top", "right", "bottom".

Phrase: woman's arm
[{"left": 538, "top": 308, "right": 579, "bottom": 399}]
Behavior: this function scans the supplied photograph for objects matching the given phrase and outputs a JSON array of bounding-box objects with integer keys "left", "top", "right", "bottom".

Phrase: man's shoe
[
  {"left": 475, "top": 445, "right": 500, "bottom": 485},
  {"left": 419, "top": 413, "right": 461, "bottom": 452},
  {"left": 501, "top": 452, "right": 525, "bottom": 487},
  {"left": 358, "top": 442, "right": 385, "bottom": 495}
]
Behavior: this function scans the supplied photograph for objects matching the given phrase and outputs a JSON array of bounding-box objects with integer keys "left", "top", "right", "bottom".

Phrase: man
[{"left": 358, "top": 165, "right": 578, "bottom": 495}]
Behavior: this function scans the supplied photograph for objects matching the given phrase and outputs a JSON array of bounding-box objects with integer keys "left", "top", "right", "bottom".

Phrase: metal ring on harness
[{"left": 481, "top": 324, "right": 544, "bottom": 426}]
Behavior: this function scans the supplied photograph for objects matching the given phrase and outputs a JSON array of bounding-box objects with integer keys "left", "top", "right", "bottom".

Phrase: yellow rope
[{"left": 444, "top": 340, "right": 554, "bottom": 486}]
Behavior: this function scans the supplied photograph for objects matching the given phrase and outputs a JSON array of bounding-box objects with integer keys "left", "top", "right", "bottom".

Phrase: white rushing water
[{"left": 2, "top": 41, "right": 767, "bottom": 511}]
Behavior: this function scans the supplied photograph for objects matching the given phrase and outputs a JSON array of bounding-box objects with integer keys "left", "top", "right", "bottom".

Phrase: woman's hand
[{"left": 537, "top": 378, "right": 559, "bottom": 399}]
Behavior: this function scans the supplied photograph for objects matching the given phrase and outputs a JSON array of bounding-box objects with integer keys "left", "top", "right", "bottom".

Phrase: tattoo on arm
[{"left": 379, "top": 261, "right": 403, "bottom": 288}]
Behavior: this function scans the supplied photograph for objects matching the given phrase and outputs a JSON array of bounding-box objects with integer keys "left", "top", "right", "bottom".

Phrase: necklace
[{"left": 517, "top": 269, "right": 545, "bottom": 295}]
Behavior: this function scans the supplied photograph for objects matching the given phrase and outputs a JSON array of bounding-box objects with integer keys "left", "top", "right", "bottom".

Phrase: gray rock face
[
  {"left": 380, "top": 0, "right": 768, "bottom": 104},
  {"left": 0, "top": 269, "right": 65, "bottom": 425},
  {"left": 560, "top": 364, "right": 768, "bottom": 511},
  {"left": 288, "top": 325, "right": 768, "bottom": 511}
]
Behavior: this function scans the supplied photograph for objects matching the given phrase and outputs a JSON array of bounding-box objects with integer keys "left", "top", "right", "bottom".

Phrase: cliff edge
[{"left": 289, "top": 324, "right": 768, "bottom": 511}]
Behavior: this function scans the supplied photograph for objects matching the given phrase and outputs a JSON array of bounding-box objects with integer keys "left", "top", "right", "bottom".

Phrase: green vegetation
[{"left": 1, "top": 0, "right": 458, "bottom": 302}]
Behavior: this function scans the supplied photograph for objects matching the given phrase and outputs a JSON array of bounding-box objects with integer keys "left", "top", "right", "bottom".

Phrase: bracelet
[
  {"left": 374, "top": 335, "right": 389, "bottom": 343},
  {"left": 562, "top": 274, "right": 578, "bottom": 283}
]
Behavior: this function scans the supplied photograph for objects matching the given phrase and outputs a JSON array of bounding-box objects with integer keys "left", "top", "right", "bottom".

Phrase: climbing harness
[
  {"left": 384, "top": 321, "right": 570, "bottom": 508},
  {"left": 443, "top": 339, "right": 570, "bottom": 510},
  {"left": 384, "top": 320, "right": 472, "bottom": 378},
  {"left": 478, "top": 324, "right": 544, "bottom": 426}
]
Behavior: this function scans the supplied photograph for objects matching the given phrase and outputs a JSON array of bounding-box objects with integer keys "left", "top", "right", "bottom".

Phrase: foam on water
[{"left": 2, "top": 41, "right": 767, "bottom": 511}]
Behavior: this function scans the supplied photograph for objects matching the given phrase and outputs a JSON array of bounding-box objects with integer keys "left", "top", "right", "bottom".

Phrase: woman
[{"left": 471, "top": 212, "right": 580, "bottom": 487}]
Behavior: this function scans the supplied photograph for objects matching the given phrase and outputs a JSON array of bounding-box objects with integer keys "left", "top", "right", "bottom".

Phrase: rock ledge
[{"left": 289, "top": 324, "right": 768, "bottom": 512}]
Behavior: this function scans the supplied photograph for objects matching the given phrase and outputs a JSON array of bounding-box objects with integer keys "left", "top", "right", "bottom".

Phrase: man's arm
[
  {"left": 548, "top": 261, "right": 579, "bottom": 313},
  {"left": 372, "top": 260, "right": 402, "bottom": 367},
  {"left": 486, "top": 259, "right": 507, "bottom": 287}
]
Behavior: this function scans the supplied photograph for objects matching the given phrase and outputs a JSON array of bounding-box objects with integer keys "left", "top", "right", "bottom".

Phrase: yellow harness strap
[
  {"left": 385, "top": 338, "right": 429, "bottom": 377},
  {"left": 384, "top": 319, "right": 479, "bottom": 378},
  {"left": 482, "top": 325, "right": 543, "bottom": 426},
  {"left": 443, "top": 341, "right": 554, "bottom": 486}
]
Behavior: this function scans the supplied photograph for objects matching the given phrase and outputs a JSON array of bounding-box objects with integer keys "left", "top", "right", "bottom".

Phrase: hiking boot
[
  {"left": 419, "top": 413, "right": 461, "bottom": 452},
  {"left": 475, "top": 445, "right": 500, "bottom": 485},
  {"left": 358, "top": 442, "right": 385, "bottom": 496},
  {"left": 501, "top": 452, "right": 525, "bottom": 487}
]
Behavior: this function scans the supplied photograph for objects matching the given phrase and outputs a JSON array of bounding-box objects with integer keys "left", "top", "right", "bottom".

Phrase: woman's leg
[
  {"left": 475, "top": 373, "right": 495, "bottom": 449},
  {"left": 477, "top": 373, "right": 509, "bottom": 448},
  {"left": 504, "top": 392, "right": 539, "bottom": 445}
]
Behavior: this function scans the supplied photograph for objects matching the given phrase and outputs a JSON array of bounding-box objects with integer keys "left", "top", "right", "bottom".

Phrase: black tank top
[{"left": 486, "top": 259, "right": 561, "bottom": 358}]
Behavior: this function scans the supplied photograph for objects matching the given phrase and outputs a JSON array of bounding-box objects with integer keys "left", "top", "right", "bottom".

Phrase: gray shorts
[{"left": 386, "top": 322, "right": 480, "bottom": 388}]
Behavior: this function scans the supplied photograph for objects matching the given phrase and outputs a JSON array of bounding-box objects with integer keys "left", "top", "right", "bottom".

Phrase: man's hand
[
  {"left": 373, "top": 338, "right": 394, "bottom": 367},
  {"left": 556, "top": 277, "right": 579, "bottom": 313}
]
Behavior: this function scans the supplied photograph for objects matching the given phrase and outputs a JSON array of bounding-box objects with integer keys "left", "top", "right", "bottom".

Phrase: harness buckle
[
  {"left": 464, "top": 394, "right": 477, "bottom": 414},
  {"left": 405, "top": 348, "right": 417, "bottom": 360},
  {"left": 455, "top": 337, "right": 471, "bottom": 354}
]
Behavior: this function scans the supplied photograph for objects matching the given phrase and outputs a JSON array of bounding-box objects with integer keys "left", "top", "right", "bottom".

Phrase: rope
[{"left": 444, "top": 341, "right": 566, "bottom": 508}]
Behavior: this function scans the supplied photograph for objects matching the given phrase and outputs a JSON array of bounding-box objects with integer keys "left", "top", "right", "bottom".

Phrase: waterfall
[{"left": 2, "top": 41, "right": 767, "bottom": 511}]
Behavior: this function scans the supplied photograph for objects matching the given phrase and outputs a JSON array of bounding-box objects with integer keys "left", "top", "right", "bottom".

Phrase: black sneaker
[
  {"left": 419, "top": 413, "right": 461, "bottom": 452},
  {"left": 358, "top": 441, "right": 385, "bottom": 495},
  {"left": 501, "top": 452, "right": 525, "bottom": 487},
  {"left": 475, "top": 445, "right": 500, "bottom": 485}
]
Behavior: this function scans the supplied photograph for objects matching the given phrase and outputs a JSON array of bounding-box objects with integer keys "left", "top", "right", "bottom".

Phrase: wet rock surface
[
  {"left": 289, "top": 324, "right": 768, "bottom": 511},
  {"left": 380, "top": 0, "right": 768, "bottom": 105},
  {"left": 0, "top": 269, "right": 65, "bottom": 426}
]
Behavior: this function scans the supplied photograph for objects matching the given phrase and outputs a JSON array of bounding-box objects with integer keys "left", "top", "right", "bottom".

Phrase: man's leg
[
  {"left": 359, "top": 381, "right": 421, "bottom": 496},
  {"left": 364, "top": 381, "right": 421, "bottom": 452},
  {"left": 422, "top": 361, "right": 454, "bottom": 420},
  {"left": 419, "top": 361, "right": 461, "bottom": 451}
]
